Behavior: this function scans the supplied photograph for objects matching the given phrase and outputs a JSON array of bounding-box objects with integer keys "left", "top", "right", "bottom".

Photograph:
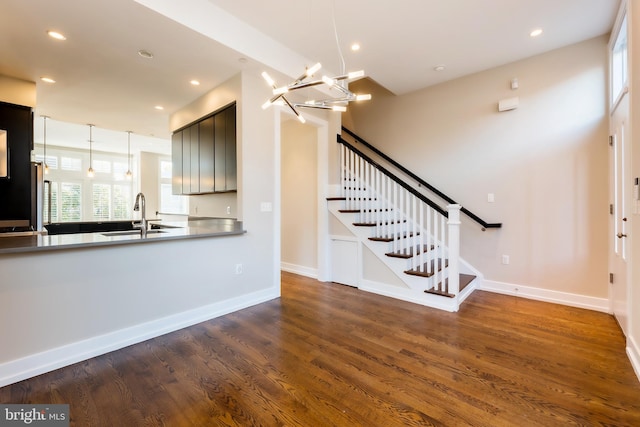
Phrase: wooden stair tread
[
  {"left": 425, "top": 274, "right": 476, "bottom": 298},
  {"left": 404, "top": 258, "right": 448, "bottom": 277},
  {"left": 386, "top": 245, "right": 434, "bottom": 259},
  {"left": 353, "top": 220, "right": 406, "bottom": 227},
  {"left": 369, "top": 232, "right": 419, "bottom": 242},
  {"left": 338, "top": 209, "right": 392, "bottom": 213}
]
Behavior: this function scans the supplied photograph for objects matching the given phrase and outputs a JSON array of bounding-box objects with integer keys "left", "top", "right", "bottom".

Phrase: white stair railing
[{"left": 339, "top": 142, "right": 461, "bottom": 297}]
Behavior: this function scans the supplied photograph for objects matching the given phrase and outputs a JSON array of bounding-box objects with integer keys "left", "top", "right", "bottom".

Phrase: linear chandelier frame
[{"left": 261, "top": 63, "right": 371, "bottom": 123}]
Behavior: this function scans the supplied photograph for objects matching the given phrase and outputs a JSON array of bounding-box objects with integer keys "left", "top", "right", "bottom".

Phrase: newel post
[{"left": 447, "top": 204, "right": 462, "bottom": 298}]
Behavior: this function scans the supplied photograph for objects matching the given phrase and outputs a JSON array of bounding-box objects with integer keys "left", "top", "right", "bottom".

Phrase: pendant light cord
[{"left": 332, "top": 0, "right": 346, "bottom": 75}]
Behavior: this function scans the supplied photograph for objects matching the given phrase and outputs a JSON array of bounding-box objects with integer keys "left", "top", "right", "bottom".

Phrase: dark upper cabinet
[
  {"left": 225, "top": 106, "right": 237, "bottom": 191},
  {"left": 189, "top": 123, "right": 199, "bottom": 194},
  {"left": 0, "top": 102, "right": 33, "bottom": 222},
  {"left": 199, "top": 117, "right": 215, "bottom": 193},
  {"left": 171, "top": 131, "right": 183, "bottom": 195},
  {"left": 172, "top": 102, "right": 236, "bottom": 195},
  {"left": 181, "top": 126, "right": 191, "bottom": 194},
  {"left": 214, "top": 109, "right": 227, "bottom": 192}
]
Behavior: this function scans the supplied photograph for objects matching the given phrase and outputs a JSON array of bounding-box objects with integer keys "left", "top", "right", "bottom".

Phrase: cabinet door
[
  {"left": 225, "top": 106, "right": 237, "bottom": 191},
  {"left": 181, "top": 126, "right": 191, "bottom": 194},
  {"left": 214, "top": 111, "right": 226, "bottom": 192},
  {"left": 199, "top": 117, "right": 215, "bottom": 193},
  {"left": 189, "top": 123, "right": 199, "bottom": 194},
  {"left": 171, "top": 131, "right": 183, "bottom": 194}
]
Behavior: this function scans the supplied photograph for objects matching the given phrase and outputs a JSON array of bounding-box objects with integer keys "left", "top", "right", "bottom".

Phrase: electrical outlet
[
  {"left": 227, "top": 206, "right": 231, "bottom": 215},
  {"left": 502, "top": 255, "right": 510, "bottom": 265},
  {"left": 235, "top": 263, "right": 243, "bottom": 274}
]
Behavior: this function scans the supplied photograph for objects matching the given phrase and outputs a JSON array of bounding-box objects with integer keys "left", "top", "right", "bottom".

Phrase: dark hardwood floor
[{"left": 2, "top": 271, "right": 639, "bottom": 426}]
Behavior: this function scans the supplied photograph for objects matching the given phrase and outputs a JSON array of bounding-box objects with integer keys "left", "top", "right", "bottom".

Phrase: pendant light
[
  {"left": 42, "top": 115, "right": 49, "bottom": 174},
  {"left": 125, "top": 131, "right": 133, "bottom": 180},
  {"left": 87, "top": 124, "right": 95, "bottom": 178}
]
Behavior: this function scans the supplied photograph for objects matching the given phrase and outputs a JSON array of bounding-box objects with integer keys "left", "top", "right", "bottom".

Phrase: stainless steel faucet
[{"left": 133, "top": 192, "right": 147, "bottom": 236}]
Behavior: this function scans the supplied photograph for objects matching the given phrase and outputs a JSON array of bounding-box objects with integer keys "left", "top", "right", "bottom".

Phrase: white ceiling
[{"left": 0, "top": 0, "right": 620, "bottom": 154}]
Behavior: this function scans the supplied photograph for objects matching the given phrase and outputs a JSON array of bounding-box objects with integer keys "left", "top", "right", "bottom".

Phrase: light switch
[
  {"left": 488, "top": 193, "right": 495, "bottom": 203},
  {"left": 260, "top": 202, "right": 273, "bottom": 212}
]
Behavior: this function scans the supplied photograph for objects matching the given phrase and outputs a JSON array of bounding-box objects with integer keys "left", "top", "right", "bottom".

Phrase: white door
[
  {"left": 609, "top": 94, "right": 630, "bottom": 336},
  {"left": 608, "top": 6, "right": 630, "bottom": 336}
]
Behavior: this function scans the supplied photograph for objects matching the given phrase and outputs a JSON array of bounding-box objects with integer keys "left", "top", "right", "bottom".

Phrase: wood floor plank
[{"left": 1, "top": 271, "right": 639, "bottom": 426}]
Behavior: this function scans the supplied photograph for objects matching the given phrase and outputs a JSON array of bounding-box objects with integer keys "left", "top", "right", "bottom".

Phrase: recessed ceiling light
[
  {"left": 47, "top": 30, "right": 66, "bottom": 41},
  {"left": 138, "top": 49, "right": 154, "bottom": 59},
  {"left": 530, "top": 28, "right": 543, "bottom": 37},
  {"left": 351, "top": 43, "right": 361, "bottom": 52},
  {"left": 190, "top": 80, "right": 200, "bottom": 86},
  {"left": 40, "top": 77, "right": 56, "bottom": 83},
  {"left": 434, "top": 65, "right": 446, "bottom": 72},
  {"left": 154, "top": 105, "right": 164, "bottom": 110}
]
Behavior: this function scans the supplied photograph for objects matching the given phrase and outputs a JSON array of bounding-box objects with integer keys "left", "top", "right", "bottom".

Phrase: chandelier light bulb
[
  {"left": 356, "top": 94, "right": 372, "bottom": 101},
  {"left": 261, "top": 71, "right": 276, "bottom": 87},
  {"left": 347, "top": 70, "right": 365, "bottom": 79},
  {"left": 273, "top": 86, "right": 289, "bottom": 95},
  {"left": 306, "top": 62, "right": 322, "bottom": 77}
]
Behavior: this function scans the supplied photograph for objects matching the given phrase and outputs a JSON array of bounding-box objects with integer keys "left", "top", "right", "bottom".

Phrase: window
[
  {"left": 35, "top": 144, "right": 137, "bottom": 222},
  {"left": 34, "top": 154, "right": 58, "bottom": 170},
  {"left": 611, "top": 13, "right": 628, "bottom": 106},
  {"left": 93, "top": 160, "right": 111, "bottom": 174},
  {"left": 159, "top": 159, "right": 187, "bottom": 214},
  {"left": 60, "top": 183, "right": 82, "bottom": 221},
  {"left": 113, "top": 185, "right": 132, "bottom": 219},
  {"left": 92, "top": 184, "right": 111, "bottom": 220},
  {"left": 61, "top": 156, "right": 81, "bottom": 171}
]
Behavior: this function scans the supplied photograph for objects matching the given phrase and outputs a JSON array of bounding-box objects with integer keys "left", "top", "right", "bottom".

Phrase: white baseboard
[
  {"left": 281, "top": 262, "right": 318, "bottom": 279},
  {"left": 481, "top": 279, "right": 609, "bottom": 313},
  {"left": 628, "top": 335, "right": 640, "bottom": 383},
  {"left": 0, "top": 288, "right": 279, "bottom": 388}
]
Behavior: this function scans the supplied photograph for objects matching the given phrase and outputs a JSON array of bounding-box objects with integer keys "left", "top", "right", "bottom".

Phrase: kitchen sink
[{"left": 102, "top": 229, "right": 167, "bottom": 237}]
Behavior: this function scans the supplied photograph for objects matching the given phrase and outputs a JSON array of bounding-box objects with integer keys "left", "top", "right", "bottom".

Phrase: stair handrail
[
  {"left": 338, "top": 135, "right": 448, "bottom": 217},
  {"left": 341, "top": 126, "right": 502, "bottom": 230}
]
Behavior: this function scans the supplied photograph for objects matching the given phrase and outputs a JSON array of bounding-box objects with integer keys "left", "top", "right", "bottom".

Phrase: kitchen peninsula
[
  {"left": 0, "top": 213, "right": 276, "bottom": 388},
  {"left": 0, "top": 218, "right": 245, "bottom": 254}
]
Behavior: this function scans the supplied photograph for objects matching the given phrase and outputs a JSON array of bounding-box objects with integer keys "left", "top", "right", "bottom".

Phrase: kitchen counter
[{"left": 0, "top": 218, "right": 245, "bottom": 254}]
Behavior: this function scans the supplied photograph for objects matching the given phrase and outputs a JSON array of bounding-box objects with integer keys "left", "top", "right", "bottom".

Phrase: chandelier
[{"left": 261, "top": 63, "right": 371, "bottom": 123}]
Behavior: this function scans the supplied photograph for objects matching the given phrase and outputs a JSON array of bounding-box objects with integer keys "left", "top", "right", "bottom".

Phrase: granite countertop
[{"left": 0, "top": 218, "right": 246, "bottom": 255}]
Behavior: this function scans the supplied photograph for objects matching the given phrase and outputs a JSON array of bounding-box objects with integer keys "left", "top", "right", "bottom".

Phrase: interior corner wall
[
  {"left": 0, "top": 75, "right": 36, "bottom": 107},
  {"left": 348, "top": 36, "right": 610, "bottom": 299},
  {"left": 281, "top": 119, "right": 318, "bottom": 274}
]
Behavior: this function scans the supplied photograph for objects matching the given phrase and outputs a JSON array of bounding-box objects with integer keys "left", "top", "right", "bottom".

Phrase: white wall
[
  {"left": 281, "top": 119, "right": 318, "bottom": 275},
  {"left": 348, "top": 36, "right": 609, "bottom": 299},
  {"left": 0, "top": 75, "right": 35, "bottom": 107}
]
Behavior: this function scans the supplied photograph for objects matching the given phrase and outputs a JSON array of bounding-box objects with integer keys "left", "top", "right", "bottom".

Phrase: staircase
[{"left": 328, "top": 131, "right": 486, "bottom": 312}]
